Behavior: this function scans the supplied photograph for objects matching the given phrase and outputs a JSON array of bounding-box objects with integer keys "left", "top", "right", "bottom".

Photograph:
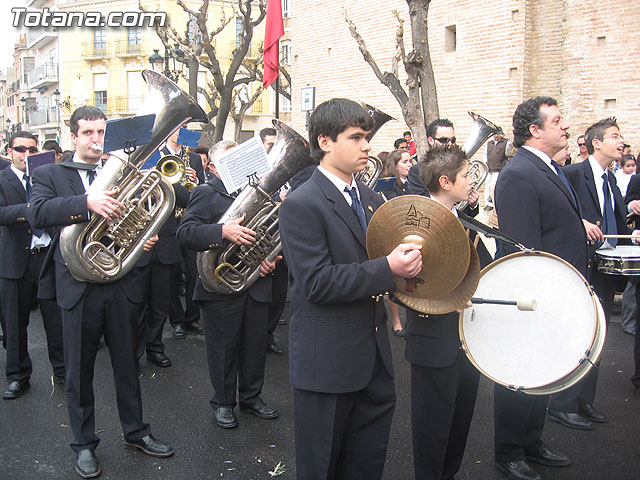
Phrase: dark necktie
[
  {"left": 345, "top": 186, "right": 367, "bottom": 233},
  {"left": 601, "top": 172, "right": 618, "bottom": 247},
  {"left": 23, "top": 174, "right": 45, "bottom": 237},
  {"left": 87, "top": 168, "right": 96, "bottom": 185},
  {"left": 551, "top": 160, "right": 577, "bottom": 207}
]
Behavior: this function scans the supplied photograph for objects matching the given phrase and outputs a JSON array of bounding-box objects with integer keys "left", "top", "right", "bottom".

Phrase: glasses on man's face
[
  {"left": 12, "top": 145, "right": 38, "bottom": 153},
  {"left": 577, "top": 143, "right": 586, "bottom": 147},
  {"left": 603, "top": 133, "right": 624, "bottom": 142},
  {"left": 434, "top": 137, "right": 456, "bottom": 145}
]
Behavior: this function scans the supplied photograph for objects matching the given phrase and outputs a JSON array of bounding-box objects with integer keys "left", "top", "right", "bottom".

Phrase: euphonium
[
  {"left": 456, "top": 111, "right": 504, "bottom": 211},
  {"left": 355, "top": 102, "right": 394, "bottom": 188},
  {"left": 197, "top": 119, "right": 314, "bottom": 294},
  {"left": 60, "top": 70, "right": 207, "bottom": 282}
]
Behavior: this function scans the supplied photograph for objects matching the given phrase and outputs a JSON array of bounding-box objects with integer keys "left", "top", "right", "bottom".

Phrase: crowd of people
[{"left": 0, "top": 96, "right": 638, "bottom": 480}]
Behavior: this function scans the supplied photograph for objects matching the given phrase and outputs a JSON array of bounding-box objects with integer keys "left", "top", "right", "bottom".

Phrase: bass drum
[{"left": 459, "top": 251, "right": 605, "bottom": 395}]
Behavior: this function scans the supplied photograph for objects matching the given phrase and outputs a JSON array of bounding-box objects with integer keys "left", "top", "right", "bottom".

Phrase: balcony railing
[
  {"left": 27, "top": 62, "right": 59, "bottom": 88},
  {"left": 28, "top": 107, "right": 59, "bottom": 127},
  {"left": 115, "top": 40, "right": 147, "bottom": 56},
  {"left": 81, "top": 42, "right": 109, "bottom": 58},
  {"left": 230, "top": 41, "right": 262, "bottom": 58},
  {"left": 114, "top": 96, "right": 144, "bottom": 113},
  {"left": 84, "top": 98, "right": 111, "bottom": 114},
  {"left": 249, "top": 98, "right": 264, "bottom": 115}
]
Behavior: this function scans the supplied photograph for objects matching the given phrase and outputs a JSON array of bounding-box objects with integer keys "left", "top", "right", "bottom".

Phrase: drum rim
[{"left": 459, "top": 249, "right": 599, "bottom": 393}]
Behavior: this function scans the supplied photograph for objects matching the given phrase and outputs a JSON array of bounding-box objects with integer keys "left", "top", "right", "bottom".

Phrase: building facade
[{"left": 288, "top": 0, "right": 640, "bottom": 157}]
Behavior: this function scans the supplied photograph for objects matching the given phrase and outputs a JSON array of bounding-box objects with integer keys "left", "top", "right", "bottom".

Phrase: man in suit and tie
[
  {"left": 553, "top": 118, "right": 632, "bottom": 429},
  {"left": 279, "top": 98, "right": 423, "bottom": 479},
  {"left": 0, "top": 131, "right": 65, "bottom": 399},
  {"left": 160, "top": 124, "right": 205, "bottom": 340},
  {"left": 0, "top": 155, "right": 12, "bottom": 348},
  {"left": 494, "top": 96, "right": 587, "bottom": 480},
  {"left": 27, "top": 106, "right": 173, "bottom": 479}
]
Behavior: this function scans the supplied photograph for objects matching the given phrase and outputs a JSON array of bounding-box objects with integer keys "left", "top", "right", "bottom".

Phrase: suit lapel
[
  {"left": 65, "top": 166, "right": 86, "bottom": 195},
  {"left": 4, "top": 169, "right": 26, "bottom": 202},
  {"left": 524, "top": 149, "right": 580, "bottom": 214},
  {"left": 582, "top": 160, "right": 601, "bottom": 215},
  {"left": 312, "top": 170, "right": 366, "bottom": 248}
]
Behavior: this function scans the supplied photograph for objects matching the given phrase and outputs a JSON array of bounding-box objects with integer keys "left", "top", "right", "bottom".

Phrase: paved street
[{"left": 1, "top": 297, "right": 639, "bottom": 479}]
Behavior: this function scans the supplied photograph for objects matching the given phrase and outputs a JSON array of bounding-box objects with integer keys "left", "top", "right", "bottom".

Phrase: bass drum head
[{"left": 459, "top": 251, "right": 598, "bottom": 393}]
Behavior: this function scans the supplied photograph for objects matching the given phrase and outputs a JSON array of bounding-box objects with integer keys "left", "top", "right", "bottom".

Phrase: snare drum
[
  {"left": 459, "top": 251, "right": 604, "bottom": 395},
  {"left": 595, "top": 245, "right": 640, "bottom": 275}
]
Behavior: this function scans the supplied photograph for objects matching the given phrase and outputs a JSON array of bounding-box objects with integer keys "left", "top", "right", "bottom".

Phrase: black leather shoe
[
  {"left": 240, "top": 399, "right": 279, "bottom": 419},
  {"left": 214, "top": 406, "right": 238, "bottom": 429},
  {"left": 524, "top": 440, "right": 571, "bottom": 466},
  {"left": 172, "top": 324, "right": 186, "bottom": 339},
  {"left": 547, "top": 408, "right": 593, "bottom": 430},
  {"left": 2, "top": 380, "right": 31, "bottom": 399},
  {"left": 496, "top": 460, "right": 541, "bottom": 480},
  {"left": 124, "top": 434, "right": 174, "bottom": 457},
  {"left": 75, "top": 449, "right": 100, "bottom": 478},
  {"left": 185, "top": 322, "right": 205, "bottom": 335},
  {"left": 267, "top": 343, "right": 285, "bottom": 355},
  {"left": 147, "top": 352, "right": 172, "bottom": 368},
  {"left": 579, "top": 404, "right": 607, "bottom": 423}
]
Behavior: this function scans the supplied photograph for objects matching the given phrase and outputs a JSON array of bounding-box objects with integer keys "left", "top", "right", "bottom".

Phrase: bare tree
[
  {"left": 142, "top": 0, "right": 291, "bottom": 145},
  {"left": 346, "top": 1, "right": 438, "bottom": 157}
]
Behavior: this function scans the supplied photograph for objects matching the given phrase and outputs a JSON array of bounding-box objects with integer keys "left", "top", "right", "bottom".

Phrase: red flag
[{"left": 263, "top": 0, "right": 284, "bottom": 89}]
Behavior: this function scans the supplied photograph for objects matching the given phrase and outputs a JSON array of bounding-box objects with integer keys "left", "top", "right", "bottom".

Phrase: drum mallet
[{"left": 471, "top": 297, "right": 537, "bottom": 311}]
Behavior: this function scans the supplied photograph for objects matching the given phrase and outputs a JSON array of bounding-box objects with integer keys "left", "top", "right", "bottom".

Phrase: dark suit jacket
[
  {"left": 0, "top": 166, "right": 53, "bottom": 278},
  {"left": 136, "top": 183, "right": 189, "bottom": 267},
  {"left": 279, "top": 168, "right": 396, "bottom": 394},
  {"left": 176, "top": 175, "right": 272, "bottom": 303},
  {"left": 495, "top": 147, "right": 588, "bottom": 276},
  {"left": 383, "top": 180, "right": 409, "bottom": 200},
  {"left": 563, "top": 159, "right": 630, "bottom": 276},
  {"left": 27, "top": 162, "right": 142, "bottom": 309},
  {"left": 0, "top": 158, "right": 10, "bottom": 170}
]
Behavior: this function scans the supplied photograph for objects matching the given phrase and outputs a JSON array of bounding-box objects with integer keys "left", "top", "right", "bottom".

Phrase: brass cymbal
[
  {"left": 396, "top": 237, "right": 480, "bottom": 314},
  {"left": 367, "top": 195, "right": 470, "bottom": 300}
]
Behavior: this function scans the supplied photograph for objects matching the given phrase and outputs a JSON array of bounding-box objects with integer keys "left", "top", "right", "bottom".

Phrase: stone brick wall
[{"left": 289, "top": 0, "right": 640, "bottom": 157}]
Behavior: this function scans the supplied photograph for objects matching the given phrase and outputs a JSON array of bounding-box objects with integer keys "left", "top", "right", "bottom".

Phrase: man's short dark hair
[
  {"left": 259, "top": 127, "right": 276, "bottom": 142},
  {"left": 584, "top": 117, "right": 618, "bottom": 155},
  {"left": 403, "top": 131, "right": 411, "bottom": 137},
  {"left": 9, "top": 131, "right": 37, "bottom": 148},
  {"left": 394, "top": 138, "right": 407, "bottom": 149},
  {"left": 192, "top": 146, "right": 209, "bottom": 155},
  {"left": 69, "top": 105, "right": 107, "bottom": 136},
  {"left": 512, "top": 96, "right": 558, "bottom": 148},
  {"left": 420, "top": 145, "right": 468, "bottom": 194},
  {"left": 42, "top": 140, "right": 62, "bottom": 154},
  {"left": 309, "top": 98, "right": 373, "bottom": 162},
  {"left": 425, "top": 118, "right": 454, "bottom": 140},
  {"left": 59, "top": 150, "right": 75, "bottom": 163}
]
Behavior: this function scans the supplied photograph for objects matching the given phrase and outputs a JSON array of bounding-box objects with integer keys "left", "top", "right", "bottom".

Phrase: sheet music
[{"left": 214, "top": 137, "right": 271, "bottom": 193}]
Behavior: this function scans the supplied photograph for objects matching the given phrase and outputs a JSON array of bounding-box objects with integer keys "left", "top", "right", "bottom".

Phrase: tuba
[
  {"left": 456, "top": 111, "right": 504, "bottom": 211},
  {"left": 197, "top": 120, "right": 314, "bottom": 294},
  {"left": 60, "top": 70, "right": 207, "bottom": 283},
  {"left": 355, "top": 102, "right": 394, "bottom": 188}
]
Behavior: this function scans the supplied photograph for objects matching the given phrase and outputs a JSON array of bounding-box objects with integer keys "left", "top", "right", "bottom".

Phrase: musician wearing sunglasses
[
  {"left": 0, "top": 131, "right": 65, "bottom": 401},
  {"left": 556, "top": 118, "right": 634, "bottom": 429},
  {"left": 494, "top": 96, "right": 586, "bottom": 480},
  {"left": 279, "top": 98, "right": 423, "bottom": 479},
  {"left": 27, "top": 106, "right": 173, "bottom": 479},
  {"left": 407, "top": 118, "right": 480, "bottom": 215}
]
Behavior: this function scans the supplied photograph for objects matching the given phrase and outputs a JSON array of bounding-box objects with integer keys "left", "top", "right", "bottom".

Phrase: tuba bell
[
  {"left": 197, "top": 120, "right": 314, "bottom": 294},
  {"left": 456, "top": 111, "right": 504, "bottom": 211},
  {"left": 60, "top": 70, "right": 207, "bottom": 282},
  {"left": 355, "top": 102, "right": 395, "bottom": 188}
]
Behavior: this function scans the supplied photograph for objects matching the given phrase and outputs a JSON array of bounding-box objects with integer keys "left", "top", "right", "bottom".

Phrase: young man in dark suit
[
  {"left": 27, "top": 106, "right": 173, "bottom": 478},
  {"left": 279, "top": 98, "right": 423, "bottom": 479},
  {"left": 494, "top": 96, "right": 587, "bottom": 480},
  {"left": 0, "top": 131, "right": 64, "bottom": 399},
  {"left": 552, "top": 118, "right": 632, "bottom": 429},
  {"left": 405, "top": 145, "right": 486, "bottom": 480},
  {"left": 177, "top": 140, "right": 280, "bottom": 429},
  {"left": 0, "top": 155, "right": 9, "bottom": 347}
]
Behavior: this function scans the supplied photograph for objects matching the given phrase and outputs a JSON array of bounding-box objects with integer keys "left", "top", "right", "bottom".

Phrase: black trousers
[
  {"left": 494, "top": 385, "right": 549, "bottom": 463},
  {"left": 62, "top": 282, "right": 150, "bottom": 452},
  {"left": 134, "top": 252, "right": 173, "bottom": 357},
  {"left": 549, "top": 268, "right": 614, "bottom": 411},
  {"left": 411, "top": 352, "right": 480, "bottom": 480},
  {"left": 201, "top": 294, "right": 269, "bottom": 408},
  {"left": 267, "top": 260, "right": 288, "bottom": 345},
  {"left": 293, "top": 350, "right": 395, "bottom": 480},
  {"left": 631, "top": 281, "right": 640, "bottom": 388},
  {"left": 169, "top": 247, "right": 200, "bottom": 327},
  {"left": 0, "top": 249, "right": 64, "bottom": 382}
]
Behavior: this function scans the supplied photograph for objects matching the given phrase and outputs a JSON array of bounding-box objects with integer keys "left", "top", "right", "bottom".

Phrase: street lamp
[
  {"left": 5, "top": 119, "right": 11, "bottom": 144},
  {"left": 53, "top": 88, "right": 61, "bottom": 140},
  {"left": 148, "top": 44, "right": 185, "bottom": 82}
]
